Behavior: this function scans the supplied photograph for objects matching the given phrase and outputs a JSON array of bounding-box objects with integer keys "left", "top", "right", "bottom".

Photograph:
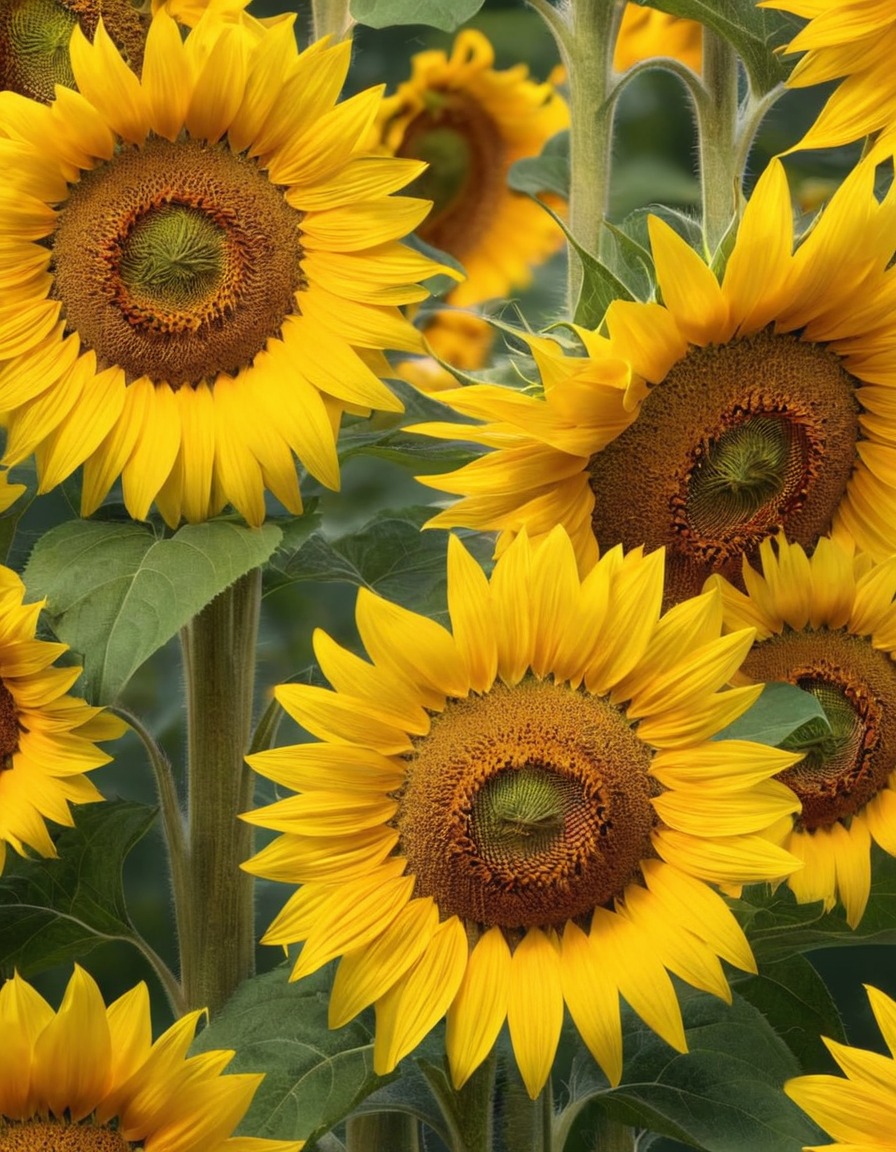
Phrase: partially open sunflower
[
  {"left": 0, "top": 7, "right": 447, "bottom": 527},
  {"left": 0, "top": 966, "right": 302, "bottom": 1152},
  {"left": 412, "top": 151, "right": 896, "bottom": 602},
  {"left": 0, "top": 565, "right": 124, "bottom": 873},
  {"left": 710, "top": 534, "right": 896, "bottom": 928},
  {"left": 243, "top": 527, "right": 800, "bottom": 1097}
]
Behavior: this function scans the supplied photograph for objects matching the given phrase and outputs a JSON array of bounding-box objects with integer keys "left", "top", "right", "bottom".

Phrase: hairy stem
[
  {"left": 179, "top": 569, "right": 261, "bottom": 1015},
  {"left": 696, "top": 25, "right": 741, "bottom": 254}
]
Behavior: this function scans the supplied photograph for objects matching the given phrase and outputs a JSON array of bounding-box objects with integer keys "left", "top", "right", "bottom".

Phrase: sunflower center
[
  {"left": 0, "top": 1120, "right": 132, "bottom": 1152},
  {"left": 51, "top": 136, "right": 305, "bottom": 388},
  {"left": 0, "top": 682, "right": 20, "bottom": 771},
  {"left": 587, "top": 330, "right": 859, "bottom": 603},
  {"left": 741, "top": 630, "right": 896, "bottom": 830},
  {"left": 398, "top": 678, "right": 656, "bottom": 929},
  {"left": 0, "top": 0, "right": 146, "bottom": 102},
  {"left": 397, "top": 91, "right": 505, "bottom": 261}
]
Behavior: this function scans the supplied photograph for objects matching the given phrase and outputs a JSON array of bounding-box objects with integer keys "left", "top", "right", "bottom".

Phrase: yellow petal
[
  {"left": 446, "top": 926, "right": 511, "bottom": 1090},
  {"left": 507, "top": 928, "right": 563, "bottom": 1099}
]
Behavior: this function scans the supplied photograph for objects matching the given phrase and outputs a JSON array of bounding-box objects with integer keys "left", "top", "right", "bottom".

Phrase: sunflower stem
[
  {"left": 110, "top": 705, "right": 187, "bottom": 1017},
  {"left": 503, "top": 1072, "right": 553, "bottom": 1152},
  {"left": 179, "top": 568, "right": 261, "bottom": 1016},
  {"left": 309, "top": 0, "right": 353, "bottom": 42},
  {"left": 591, "top": 1112, "right": 636, "bottom": 1151},
  {"left": 345, "top": 1113, "right": 420, "bottom": 1152},
  {"left": 528, "top": 0, "right": 624, "bottom": 312},
  {"left": 419, "top": 1054, "right": 496, "bottom": 1152},
  {"left": 696, "top": 25, "right": 742, "bottom": 255}
]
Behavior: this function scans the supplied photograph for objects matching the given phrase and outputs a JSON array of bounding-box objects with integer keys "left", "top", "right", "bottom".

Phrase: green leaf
[
  {"left": 556, "top": 990, "right": 825, "bottom": 1151},
  {"left": 732, "top": 955, "right": 846, "bottom": 1070},
  {"left": 192, "top": 967, "right": 390, "bottom": 1146},
  {"left": 508, "top": 131, "right": 570, "bottom": 199},
  {"left": 733, "top": 848, "right": 896, "bottom": 959},
  {"left": 349, "top": 0, "right": 485, "bottom": 31},
  {"left": 642, "top": 0, "right": 801, "bottom": 96},
  {"left": 711, "top": 681, "right": 830, "bottom": 746},
  {"left": 266, "top": 506, "right": 491, "bottom": 618},
  {"left": 24, "top": 519, "right": 282, "bottom": 702},
  {"left": 0, "top": 800, "right": 157, "bottom": 974}
]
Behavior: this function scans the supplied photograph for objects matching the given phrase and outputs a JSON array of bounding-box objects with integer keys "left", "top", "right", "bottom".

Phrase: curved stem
[
  {"left": 734, "top": 82, "right": 788, "bottom": 181},
  {"left": 111, "top": 705, "right": 189, "bottom": 1018},
  {"left": 180, "top": 568, "right": 262, "bottom": 1015}
]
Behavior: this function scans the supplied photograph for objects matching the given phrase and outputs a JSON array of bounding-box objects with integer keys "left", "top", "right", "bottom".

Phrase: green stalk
[
  {"left": 528, "top": 0, "right": 624, "bottom": 309},
  {"left": 591, "top": 1112, "right": 636, "bottom": 1151},
  {"left": 179, "top": 568, "right": 261, "bottom": 1015},
  {"left": 696, "top": 25, "right": 742, "bottom": 255},
  {"left": 310, "top": 0, "right": 353, "bottom": 42},
  {"left": 345, "top": 1114, "right": 420, "bottom": 1152},
  {"left": 420, "top": 1054, "right": 496, "bottom": 1152},
  {"left": 503, "top": 1073, "right": 552, "bottom": 1152}
]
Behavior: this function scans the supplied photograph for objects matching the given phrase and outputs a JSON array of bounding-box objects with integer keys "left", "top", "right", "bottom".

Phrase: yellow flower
[
  {"left": 0, "top": 0, "right": 147, "bottom": 103},
  {"left": 0, "top": 966, "right": 302, "bottom": 1152},
  {"left": 243, "top": 527, "right": 800, "bottom": 1098},
  {"left": 0, "top": 8, "right": 447, "bottom": 527},
  {"left": 761, "top": 0, "right": 896, "bottom": 151},
  {"left": 374, "top": 28, "right": 568, "bottom": 310},
  {"left": 613, "top": 4, "right": 703, "bottom": 73},
  {"left": 0, "top": 566, "right": 124, "bottom": 874},
  {"left": 412, "top": 150, "right": 896, "bottom": 601},
  {"left": 710, "top": 534, "right": 896, "bottom": 929},
  {"left": 785, "top": 984, "right": 896, "bottom": 1149}
]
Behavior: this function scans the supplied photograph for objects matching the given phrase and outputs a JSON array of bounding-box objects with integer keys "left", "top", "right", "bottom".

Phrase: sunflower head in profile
[
  {"left": 243, "top": 527, "right": 801, "bottom": 1097},
  {"left": 0, "top": 0, "right": 146, "bottom": 102},
  {"left": 761, "top": 0, "right": 896, "bottom": 152},
  {"left": 374, "top": 28, "right": 568, "bottom": 311},
  {"left": 0, "top": 565, "right": 124, "bottom": 873},
  {"left": 0, "top": 7, "right": 449, "bottom": 528},
  {"left": 412, "top": 151, "right": 896, "bottom": 603},
  {"left": 785, "top": 983, "right": 896, "bottom": 1149},
  {"left": 613, "top": 4, "right": 703, "bottom": 73},
  {"left": 709, "top": 534, "right": 896, "bottom": 929},
  {"left": 0, "top": 965, "right": 303, "bottom": 1152}
]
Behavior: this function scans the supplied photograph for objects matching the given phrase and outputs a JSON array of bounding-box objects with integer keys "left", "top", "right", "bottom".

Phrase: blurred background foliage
[{"left": 3, "top": 2, "right": 894, "bottom": 1146}]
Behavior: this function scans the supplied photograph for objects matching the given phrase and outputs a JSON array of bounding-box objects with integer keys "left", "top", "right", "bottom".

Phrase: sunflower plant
[{"left": 0, "top": 1, "right": 895, "bottom": 1151}]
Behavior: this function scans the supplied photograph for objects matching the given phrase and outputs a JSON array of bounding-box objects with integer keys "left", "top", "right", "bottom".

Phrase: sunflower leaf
[
  {"left": 710, "top": 681, "right": 830, "bottom": 746},
  {"left": 349, "top": 0, "right": 486, "bottom": 31},
  {"left": 731, "top": 954, "right": 846, "bottom": 1070},
  {"left": 24, "top": 519, "right": 282, "bottom": 703},
  {"left": 554, "top": 989, "right": 825, "bottom": 1151},
  {"left": 733, "top": 849, "right": 896, "bottom": 958},
  {"left": 508, "top": 131, "right": 570, "bottom": 199},
  {"left": 266, "top": 505, "right": 491, "bottom": 619},
  {"left": 0, "top": 799, "right": 157, "bottom": 974},
  {"left": 192, "top": 966, "right": 392, "bottom": 1146},
  {"left": 640, "top": 0, "right": 802, "bottom": 96}
]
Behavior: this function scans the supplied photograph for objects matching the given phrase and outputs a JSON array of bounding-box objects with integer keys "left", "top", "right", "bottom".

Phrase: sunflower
[
  {"left": 0, "top": 8, "right": 447, "bottom": 528},
  {"left": 0, "top": 965, "right": 302, "bottom": 1152},
  {"left": 709, "top": 534, "right": 896, "bottom": 929},
  {"left": 0, "top": 565, "right": 124, "bottom": 873},
  {"left": 761, "top": 0, "right": 896, "bottom": 152},
  {"left": 613, "top": 4, "right": 703, "bottom": 73},
  {"left": 785, "top": 984, "right": 896, "bottom": 1150},
  {"left": 0, "top": 0, "right": 146, "bottom": 103},
  {"left": 412, "top": 150, "right": 896, "bottom": 601},
  {"left": 374, "top": 28, "right": 568, "bottom": 311},
  {"left": 243, "top": 527, "right": 800, "bottom": 1098}
]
